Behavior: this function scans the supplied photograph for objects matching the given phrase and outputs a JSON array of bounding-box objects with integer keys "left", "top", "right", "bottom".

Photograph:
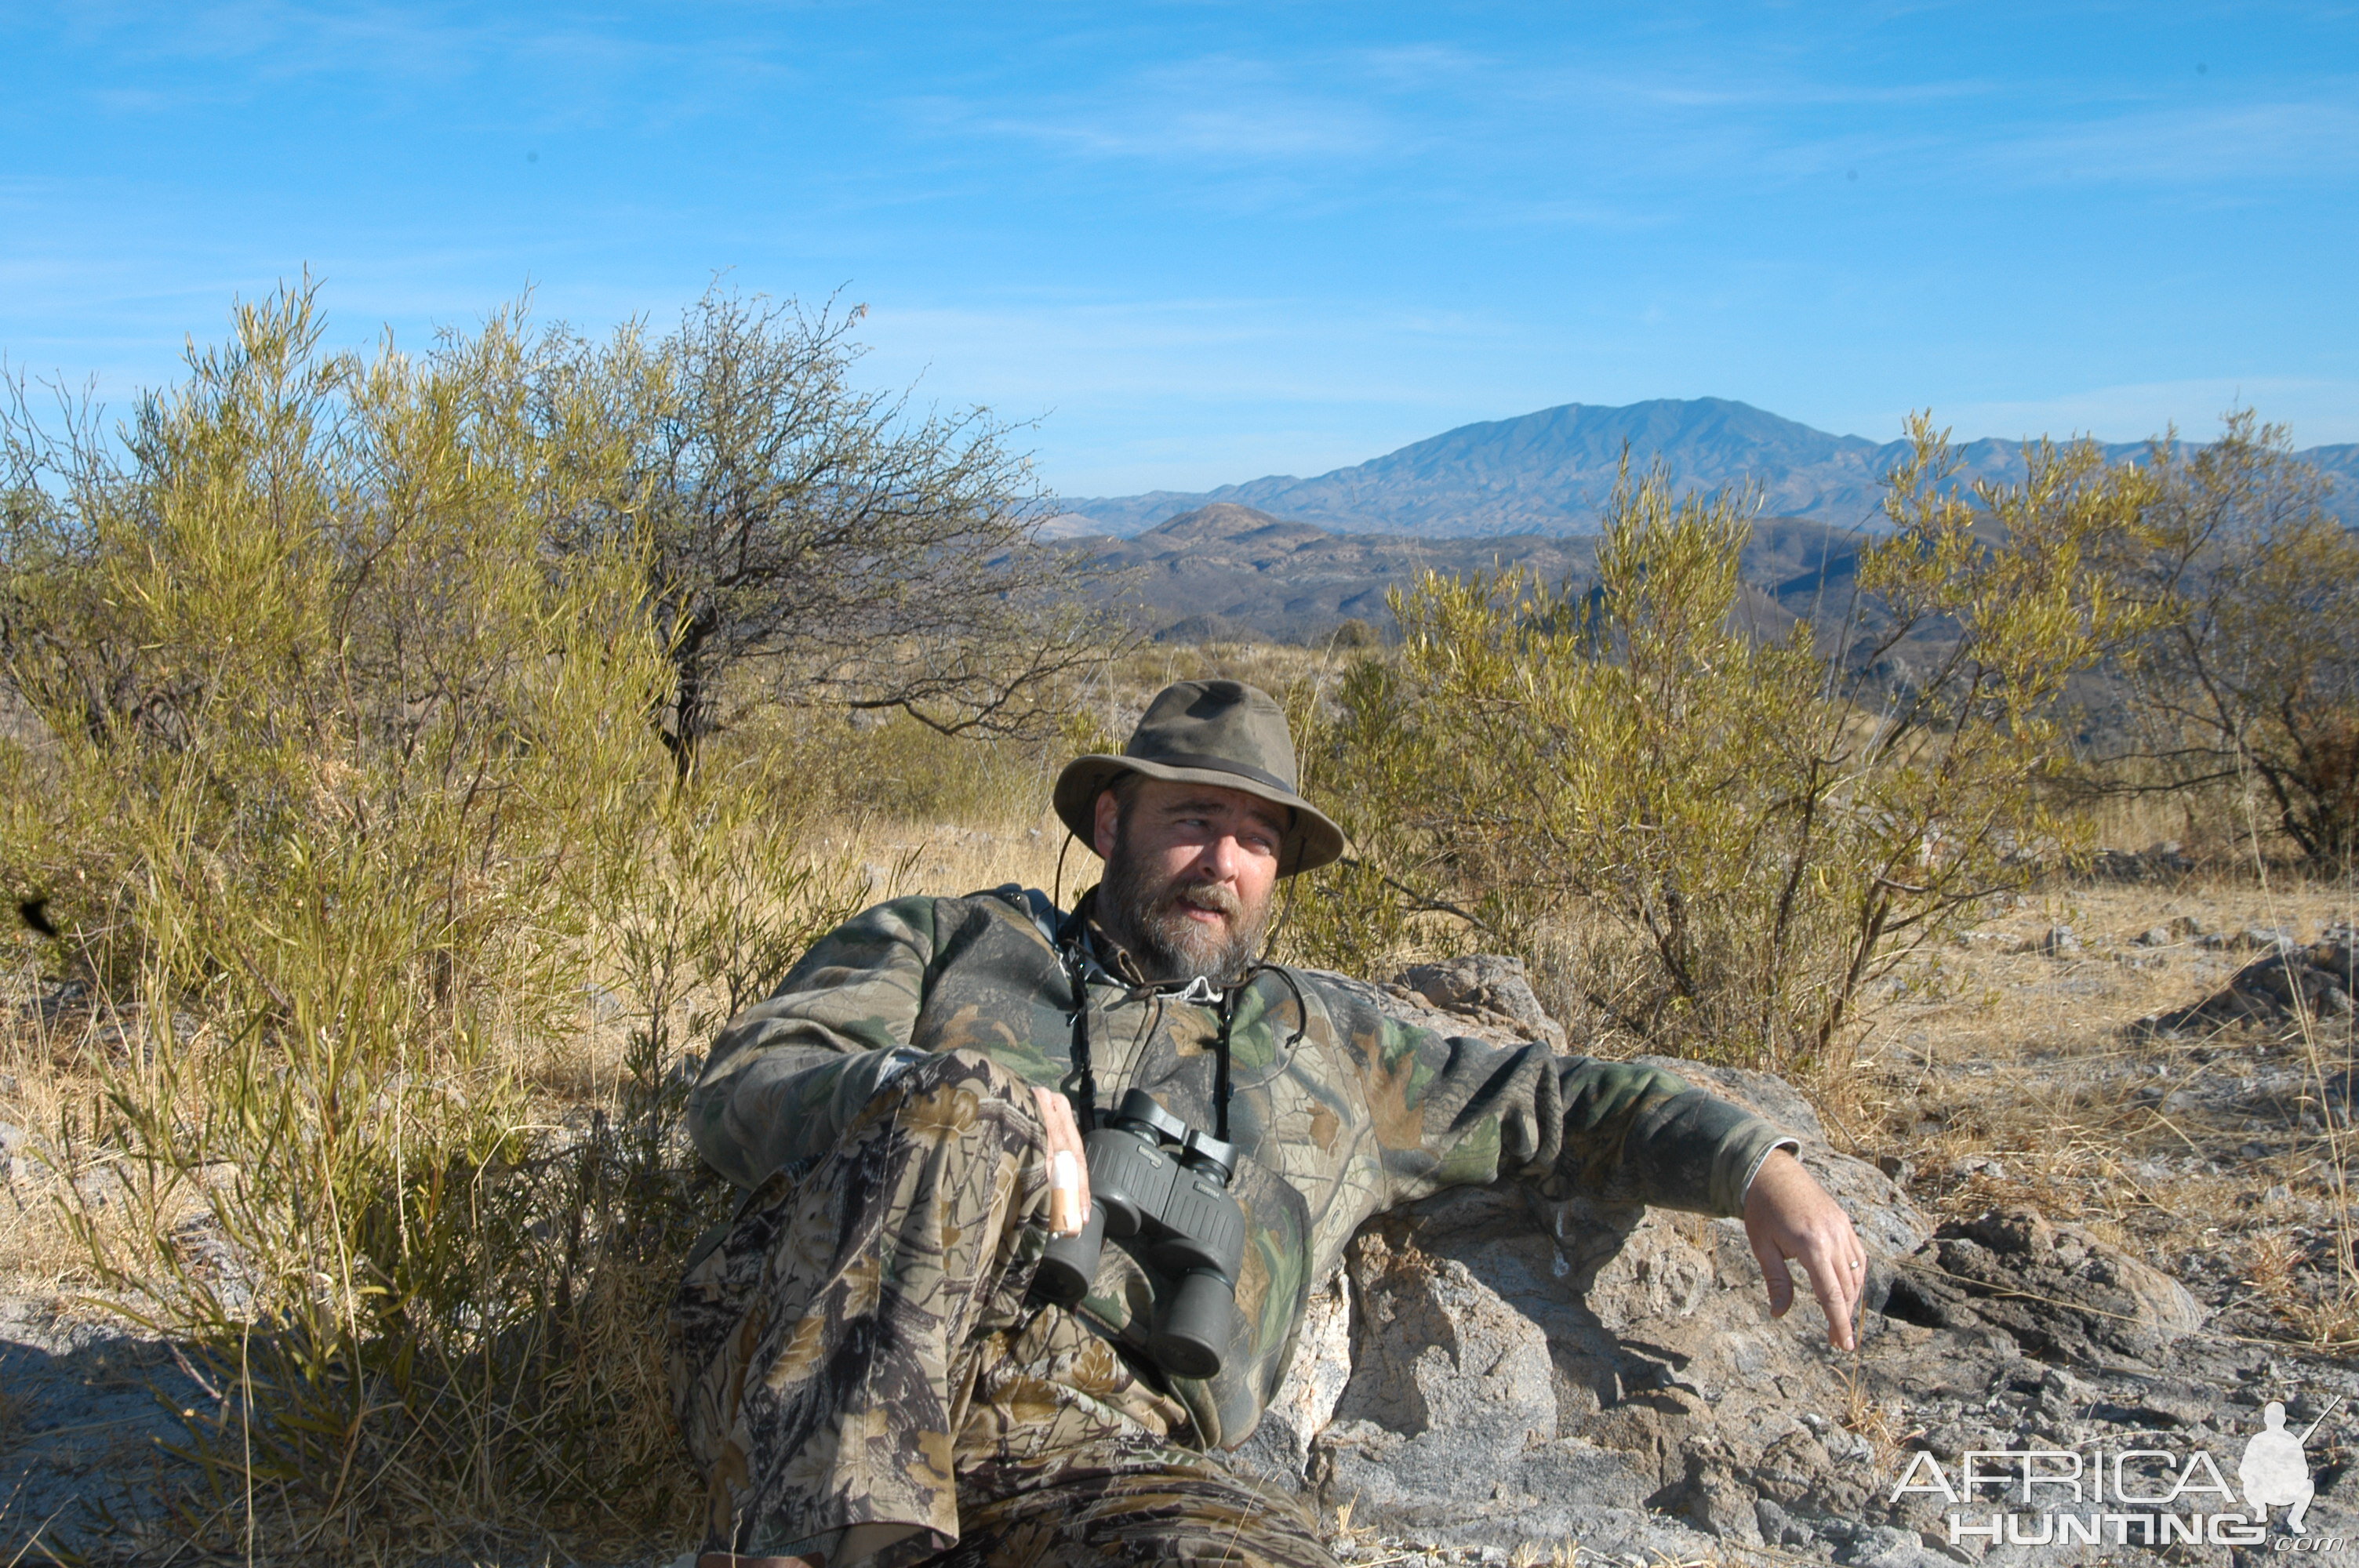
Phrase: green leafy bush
[
  {"left": 1295, "top": 427, "right": 2153, "bottom": 1073},
  {"left": 2099, "top": 412, "right": 2359, "bottom": 866}
]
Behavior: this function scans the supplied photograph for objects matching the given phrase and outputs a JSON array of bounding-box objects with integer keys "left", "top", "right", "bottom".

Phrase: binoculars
[{"left": 1033, "top": 1087, "right": 1247, "bottom": 1379}]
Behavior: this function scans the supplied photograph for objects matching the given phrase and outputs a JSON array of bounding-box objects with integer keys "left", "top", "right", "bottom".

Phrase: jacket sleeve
[
  {"left": 686, "top": 895, "right": 943, "bottom": 1188},
  {"left": 1343, "top": 1001, "right": 1793, "bottom": 1218}
]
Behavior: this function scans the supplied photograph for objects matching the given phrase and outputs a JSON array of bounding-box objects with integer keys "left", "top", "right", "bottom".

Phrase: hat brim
[{"left": 1052, "top": 754, "right": 1347, "bottom": 877}]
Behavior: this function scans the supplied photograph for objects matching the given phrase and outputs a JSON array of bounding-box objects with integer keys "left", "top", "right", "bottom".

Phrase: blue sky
[{"left": 2, "top": 2, "right": 2354, "bottom": 495}]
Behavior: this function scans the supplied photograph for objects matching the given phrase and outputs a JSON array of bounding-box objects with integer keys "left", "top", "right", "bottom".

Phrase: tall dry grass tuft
[{"left": 2221, "top": 766, "right": 2359, "bottom": 1350}]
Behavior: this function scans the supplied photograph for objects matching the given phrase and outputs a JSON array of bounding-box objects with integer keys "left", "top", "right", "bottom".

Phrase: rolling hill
[{"left": 1080, "top": 502, "right": 1853, "bottom": 647}]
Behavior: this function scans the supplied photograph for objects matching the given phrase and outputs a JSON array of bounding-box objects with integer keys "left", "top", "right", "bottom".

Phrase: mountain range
[
  {"left": 1056, "top": 397, "right": 2359, "bottom": 538},
  {"left": 1089, "top": 502, "right": 1851, "bottom": 648}
]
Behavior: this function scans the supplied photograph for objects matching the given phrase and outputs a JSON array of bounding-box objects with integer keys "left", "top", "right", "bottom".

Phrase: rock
[
  {"left": 2091, "top": 844, "right": 2194, "bottom": 882},
  {"left": 1881, "top": 1204, "right": 2204, "bottom": 1365},
  {"left": 1265, "top": 956, "right": 2294, "bottom": 1563},
  {"left": 1845, "top": 1523, "right": 1952, "bottom": 1568},
  {"left": 1233, "top": 1268, "right": 1353, "bottom": 1485},
  {"left": 2199, "top": 926, "right": 2297, "bottom": 954},
  {"left": 2132, "top": 935, "right": 2356, "bottom": 1037},
  {"left": 1758, "top": 1496, "right": 1813, "bottom": 1548},
  {"left": 1294, "top": 1062, "right": 1931, "bottom": 1556},
  {"left": 2041, "top": 926, "right": 2083, "bottom": 956},
  {"left": 0, "top": 1301, "right": 203, "bottom": 1555},
  {"left": 2037, "top": 1363, "right": 2093, "bottom": 1414},
  {"left": 1390, "top": 955, "right": 1567, "bottom": 1050},
  {"left": 1659, "top": 1439, "right": 1766, "bottom": 1544},
  {"left": 1297, "top": 969, "right": 1936, "bottom": 1541},
  {"left": 28, "top": 979, "right": 89, "bottom": 1018},
  {"left": 1312, "top": 1222, "right": 1719, "bottom": 1559}
]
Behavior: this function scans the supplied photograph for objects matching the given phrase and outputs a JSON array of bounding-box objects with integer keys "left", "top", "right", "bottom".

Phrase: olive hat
[{"left": 1052, "top": 679, "right": 1346, "bottom": 876}]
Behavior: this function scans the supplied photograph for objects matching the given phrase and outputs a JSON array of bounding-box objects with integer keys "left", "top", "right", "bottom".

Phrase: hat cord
[{"left": 1058, "top": 941, "right": 1100, "bottom": 1134}]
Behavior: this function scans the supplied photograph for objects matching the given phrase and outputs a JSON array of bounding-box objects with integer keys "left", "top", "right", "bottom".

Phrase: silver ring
[{"left": 1848, "top": 1259, "right": 1863, "bottom": 1270}]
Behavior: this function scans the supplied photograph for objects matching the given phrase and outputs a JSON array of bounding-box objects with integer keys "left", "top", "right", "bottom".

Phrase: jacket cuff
[
  {"left": 1626, "top": 1088, "right": 1798, "bottom": 1217},
  {"left": 1736, "top": 1136, "right": 1805, "bottom": 1209}
]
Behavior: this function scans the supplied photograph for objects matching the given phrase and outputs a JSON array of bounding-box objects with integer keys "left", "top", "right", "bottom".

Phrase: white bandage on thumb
[{"left": 1049, "top": 1149, "right": 1083, "bottom": 1235}]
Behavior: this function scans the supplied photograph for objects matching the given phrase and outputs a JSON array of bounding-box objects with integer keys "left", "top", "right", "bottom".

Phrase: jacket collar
[{"left": 1068, "top": 886, "right": 1153, "bottom": 986}]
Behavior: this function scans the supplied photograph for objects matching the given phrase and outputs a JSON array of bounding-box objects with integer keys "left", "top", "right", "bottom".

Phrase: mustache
[{"left": 1162, "top": 883, "right": 1243, "bottom": 920}]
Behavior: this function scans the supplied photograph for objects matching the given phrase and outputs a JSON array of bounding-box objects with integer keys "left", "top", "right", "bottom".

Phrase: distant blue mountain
[{"left": 1057, "top": 397, "right": 2359, "bottom": 537}]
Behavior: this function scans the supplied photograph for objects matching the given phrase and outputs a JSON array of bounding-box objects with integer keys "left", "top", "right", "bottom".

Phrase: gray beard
[{"left": 1096, "top": 848, "right": 1274, "bottom": 985}]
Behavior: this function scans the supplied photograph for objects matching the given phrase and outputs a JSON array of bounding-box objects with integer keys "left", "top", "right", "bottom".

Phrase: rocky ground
[
  {"left": 5, "top": 876, "right": 2355, "bottom": 1566},
  {"left": 1241, "top": 889, "right": 2357, "bottom": 1568}
]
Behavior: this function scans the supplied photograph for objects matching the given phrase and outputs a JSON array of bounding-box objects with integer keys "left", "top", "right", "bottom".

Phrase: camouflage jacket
[{"left": 688, "top": 886, "right": 1792, "bottom": 1452}]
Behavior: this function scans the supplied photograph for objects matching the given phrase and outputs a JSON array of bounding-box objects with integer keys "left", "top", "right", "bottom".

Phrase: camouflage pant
[{"left": 671, "top": 1048, "right": 1336, "bottom": 1568}]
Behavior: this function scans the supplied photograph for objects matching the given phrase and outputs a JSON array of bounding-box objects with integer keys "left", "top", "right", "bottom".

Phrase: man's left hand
[{"left": 1742, "top": 1149, "right": 1866, "bottom": 1351}]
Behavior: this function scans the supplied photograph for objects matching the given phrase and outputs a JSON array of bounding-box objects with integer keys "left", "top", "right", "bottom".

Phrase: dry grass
[
  {"left": 1827, "top": 858, "right": 2357, "bottom": 1348},
  {"left": 0, "top": 966, "right": 115, "bottom": 1299}
]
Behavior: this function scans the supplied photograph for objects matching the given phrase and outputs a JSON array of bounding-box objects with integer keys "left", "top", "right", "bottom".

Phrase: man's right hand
[{"left": 1033, "top": 1087, "right": 1091, "bottom": 1236}]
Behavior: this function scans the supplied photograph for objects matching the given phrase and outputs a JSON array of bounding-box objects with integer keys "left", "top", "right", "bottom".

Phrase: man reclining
[{"left": 672, "top": 679, "right": 1865, "bottom": 1567}]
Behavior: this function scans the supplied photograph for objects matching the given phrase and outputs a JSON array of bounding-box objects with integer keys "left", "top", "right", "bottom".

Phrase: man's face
[{"left": 1092, "top": 778, "right": 1285, "bottom": 983}]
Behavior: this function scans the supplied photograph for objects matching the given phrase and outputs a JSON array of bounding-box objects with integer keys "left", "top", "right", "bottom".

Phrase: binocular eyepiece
[{"left": 1032, "top": 1088, "right": 1247, "bottom": 1379}]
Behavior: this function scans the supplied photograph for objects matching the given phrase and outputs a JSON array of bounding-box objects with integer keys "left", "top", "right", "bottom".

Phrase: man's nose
[{"left": 1190, "top": 833, "right": 1248, "bottom": 880}]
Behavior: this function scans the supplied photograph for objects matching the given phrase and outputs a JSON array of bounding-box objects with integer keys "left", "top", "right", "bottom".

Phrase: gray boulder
[
  {"left": 1880, "top": 1203, "right": 2204, "bottom": 1366},
  {"left": 1241, "top": 966, "right": 1933, "bottom": 1556},
  {"left": 1391, "top": 954, "right": 1569, "bottom": 1051},
  {"left": 2135, "top": 934, "right": 2356, "bottom": 1036}
]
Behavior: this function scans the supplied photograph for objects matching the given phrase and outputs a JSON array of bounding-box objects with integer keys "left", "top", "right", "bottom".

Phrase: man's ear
[{"left": 1092, "top": 786, "right": 1122, "bottom": 860}]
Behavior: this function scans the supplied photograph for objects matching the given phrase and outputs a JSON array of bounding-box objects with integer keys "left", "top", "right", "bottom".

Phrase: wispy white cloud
[
  {"left": 1980, "top": 96, "right": 2359, "bottom": 184},
  {"left": 49, "top": 3, "right": 794, "bottom": 132},
  {"left": 922, "top": 52, "right": 1394, "bottom": 165},
  {"left": 920, "top": 20, "right": 2358, "bottom": 219}
]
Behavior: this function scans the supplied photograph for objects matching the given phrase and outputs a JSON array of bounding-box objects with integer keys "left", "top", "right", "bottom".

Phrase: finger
[
  {"left": 1033, "top": 1087, "right": 1090, "bottom": 1235},
  {"left": 1797, "top": 1240, "right": 1860, "bottom": 1352},
  {"left": 1844, "top": 1240, "right": 1870, "bottom": 1348},
  {"left": 1750, "top": 1231, "right": 1795, "bottom": 1320}
]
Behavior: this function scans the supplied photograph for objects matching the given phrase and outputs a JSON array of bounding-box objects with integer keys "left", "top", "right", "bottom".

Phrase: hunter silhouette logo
[
  {"left": 1889, "top": 1392, "right": 2346, "bottom": 1549},
  {"left": 2242, "top": 1396, "right": 2338, "bottom": 1535}
]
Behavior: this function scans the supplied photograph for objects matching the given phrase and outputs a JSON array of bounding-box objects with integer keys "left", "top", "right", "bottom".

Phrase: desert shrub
[
  {"left": 0, "top": 285, "right": 865, "bottom": 1559},
  {"left": 2096, "top": 412, "right": 2359, "bottom": 868},
  {"left": 551, "top": 288, "right": 1122, "bottom": 776},
  {"left": 1295, "top": 426, "right": 2154, "bottom": 1073}
]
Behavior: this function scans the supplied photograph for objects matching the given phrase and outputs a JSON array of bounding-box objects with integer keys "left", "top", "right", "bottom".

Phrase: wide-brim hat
[{"left": 1053, "top": 679, "right": 1346, "bottom": 877}]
